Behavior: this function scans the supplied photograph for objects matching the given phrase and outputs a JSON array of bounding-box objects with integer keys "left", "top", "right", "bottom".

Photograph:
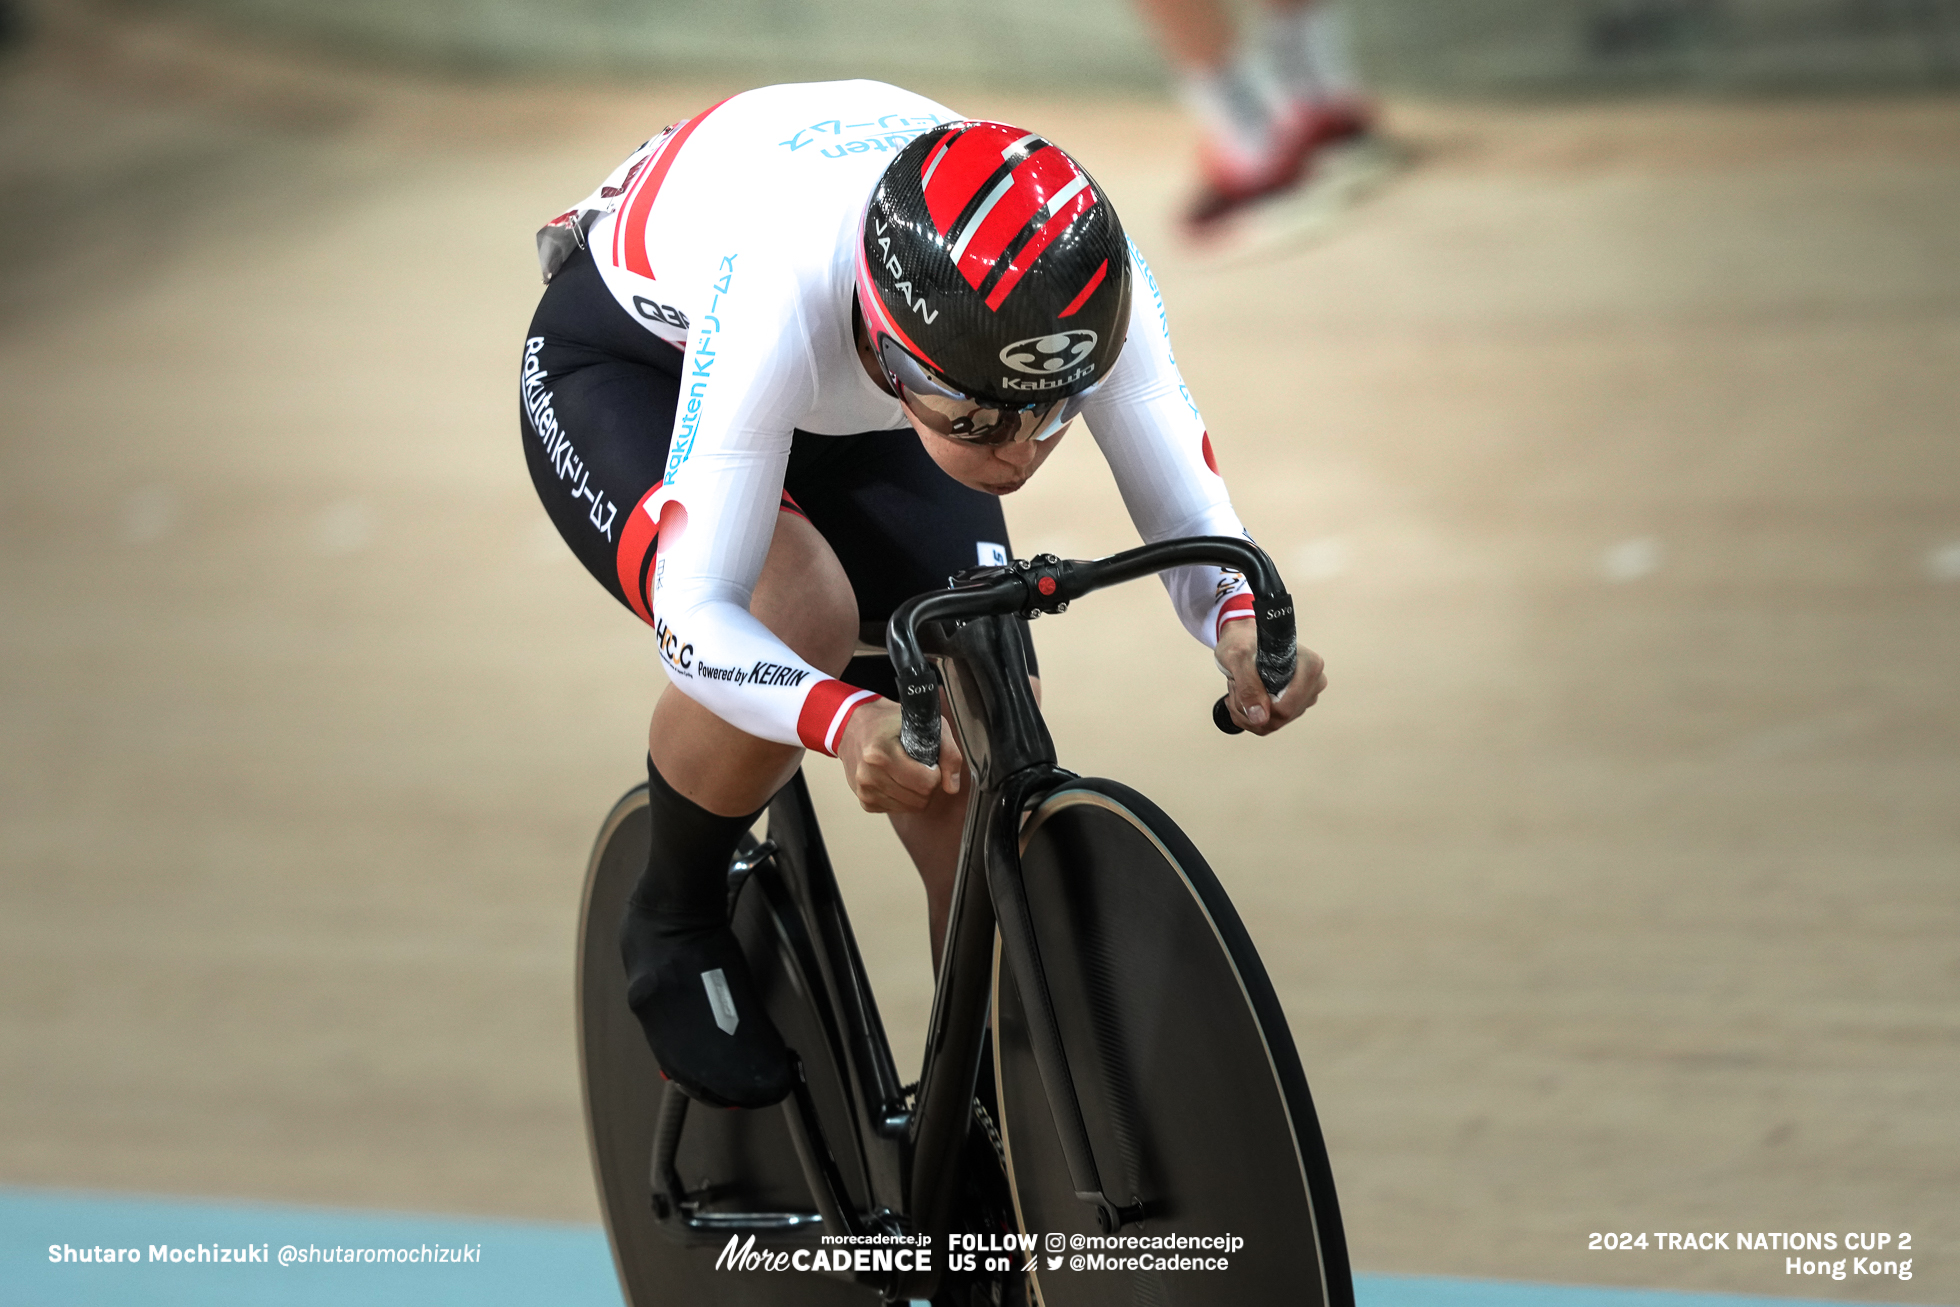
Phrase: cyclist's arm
[
  {"left": 1078, "top": 242, "right": 1327, "bottom": 731},
  {"left": 647, "top": 258, "right": 878, "bottom": 756},
  {"left": 1077, "top": 240, "right": 1258, "bottom": 649}
]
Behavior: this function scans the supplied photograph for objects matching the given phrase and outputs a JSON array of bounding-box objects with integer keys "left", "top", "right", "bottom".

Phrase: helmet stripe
[
  {"left": 1057, "top": 258, "right": 1109, "bottom": 319},
  {"left": 948, "top": 173, "right": 1017, "bottom": 266},
  {"left": 983, "top": 187, "right": 1095, "bottom": 311},
  {"left": 918, "top": 127, "right": 962, "bottom": 191},
  {"left": 953, "top": 149, "right": 1087, "bottom": 292},
  {"left": 1044, "top": 173, "right": 1091, "bottom": 216},
  {"left": 974, "top": 170, "right": 1090, "bottom": 304},
  {"left": 921, "top": 122, "right": 1042, "bottom": 234}
]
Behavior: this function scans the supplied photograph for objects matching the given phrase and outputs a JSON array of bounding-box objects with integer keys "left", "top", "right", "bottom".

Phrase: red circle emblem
[{"left": 1037, "top": 576, "right": 1058, "bottom": 596}]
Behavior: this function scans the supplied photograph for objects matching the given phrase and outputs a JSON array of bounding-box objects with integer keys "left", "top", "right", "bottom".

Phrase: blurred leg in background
[
  {"left": 1133, "top": 0, "right": 1375, "bottom": 234},
  {"left": 0, "top": 0, "right": 26, "bottom": 51}
]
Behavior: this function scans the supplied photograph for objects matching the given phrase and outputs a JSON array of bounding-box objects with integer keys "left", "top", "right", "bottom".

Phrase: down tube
[{"left": 896, "top": 785, "right": 1000, "bottom": 1299}]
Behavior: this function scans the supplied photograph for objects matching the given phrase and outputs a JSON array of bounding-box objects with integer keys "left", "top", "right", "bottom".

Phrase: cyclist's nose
[{"left": 995, "top": 434, "right": 1040, "bottom": 466}]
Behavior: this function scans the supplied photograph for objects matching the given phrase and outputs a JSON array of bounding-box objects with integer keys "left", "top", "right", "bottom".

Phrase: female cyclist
[{"left": 520, "top": 80, "right": 1326, "bottom": 1111}]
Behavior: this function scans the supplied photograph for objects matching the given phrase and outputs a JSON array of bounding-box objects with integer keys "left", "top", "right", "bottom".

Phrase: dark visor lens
[{"left": 876, "top": 336, "right": 1093, "bottom": 446}]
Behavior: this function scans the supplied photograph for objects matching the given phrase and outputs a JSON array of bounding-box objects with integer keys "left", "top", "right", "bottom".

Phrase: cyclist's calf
[{"left": 625, "top": 511, "right": 859, "bottom": 1109}]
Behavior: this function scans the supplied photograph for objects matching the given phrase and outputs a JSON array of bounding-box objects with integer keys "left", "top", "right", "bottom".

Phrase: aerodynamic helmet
[{"left": 855, "top": 121, "right": 1132, "bottom": 444}]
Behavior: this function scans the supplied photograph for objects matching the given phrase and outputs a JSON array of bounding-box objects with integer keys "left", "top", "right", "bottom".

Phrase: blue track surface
[
  {"left": 2, "top": 1187, "right": 1911, "bottom": 1307},
  {"left": 6, "top": 1187, "right": 618, "bottom": 1307}
]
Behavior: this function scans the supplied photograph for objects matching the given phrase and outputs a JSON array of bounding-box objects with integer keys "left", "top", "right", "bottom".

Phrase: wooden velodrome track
[{"left": 1, "top": 9, "right": 1954, "bottom": 1302}]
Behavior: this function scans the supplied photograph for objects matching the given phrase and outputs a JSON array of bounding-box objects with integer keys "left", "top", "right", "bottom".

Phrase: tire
[
  {"left": 576, "top": 785, "right": 874, "bottom": 1306},
  {"left": 990, "top": 780, "right": 1352, "bottom": 1307}
]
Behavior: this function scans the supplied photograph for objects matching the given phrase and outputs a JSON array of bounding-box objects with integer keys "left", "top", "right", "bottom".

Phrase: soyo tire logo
[{"left": 1001, "top": 330, "right": 1097, "bottom": 375}]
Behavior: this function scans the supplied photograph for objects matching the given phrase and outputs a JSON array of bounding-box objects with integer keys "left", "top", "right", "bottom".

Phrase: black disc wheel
[
  {"left": 990, "top": 779, "right": 1352, "bottom": 1307},
  {"left": 576, "top": 784, "right": 873, "bottom": 1306}
]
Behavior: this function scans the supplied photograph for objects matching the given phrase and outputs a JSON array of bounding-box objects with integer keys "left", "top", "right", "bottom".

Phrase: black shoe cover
[{"left": 621, "top": 911, "right": 793, "bottom": 1109}]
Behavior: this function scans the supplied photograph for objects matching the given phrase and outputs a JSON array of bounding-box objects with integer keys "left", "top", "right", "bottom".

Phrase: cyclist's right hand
[{"left": 837, "top": 698, "right": 963, "bottom": 813}]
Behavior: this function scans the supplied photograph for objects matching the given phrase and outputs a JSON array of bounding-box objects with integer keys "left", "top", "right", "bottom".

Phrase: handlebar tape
[
  {"left": 1253, "top": 592, "right": 1297, "bottom": 699},
  {"left": 897, "top": 669, "right": 943, "bottom": 767},
  {"left": 1216, "top": 591, "right": 1295, "bottom": 735}
]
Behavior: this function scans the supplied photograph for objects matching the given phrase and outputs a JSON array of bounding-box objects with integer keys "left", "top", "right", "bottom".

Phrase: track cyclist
[{"left": 520, "top": 81, "right": 1327, "bottom": 1112}]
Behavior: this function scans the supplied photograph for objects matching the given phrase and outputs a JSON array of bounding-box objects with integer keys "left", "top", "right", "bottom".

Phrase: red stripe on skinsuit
[
  {"left": 617, "top": 99, "right": 730, "bottom": 279},
  {"left": 1216, "top": 592, "right": 1255, "bottom": 641},
  {"left": 796, "top": 679, "right": 868, "bottom": 755},
  {"left": 622, "top": 489, "right": 797, "bottom": 629},
  {"left": 614, "top": 483, "right": 664, "bottom": 626}
]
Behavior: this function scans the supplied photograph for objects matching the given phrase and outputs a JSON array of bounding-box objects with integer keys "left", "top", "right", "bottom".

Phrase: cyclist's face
[{"left": 906, "top": 408, "right": 1072, "bottom": 496}]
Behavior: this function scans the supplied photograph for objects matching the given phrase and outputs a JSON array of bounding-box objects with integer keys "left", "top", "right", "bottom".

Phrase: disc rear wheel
[{"left": 576, "top": 784, "right": 871, "bottom": 1306}]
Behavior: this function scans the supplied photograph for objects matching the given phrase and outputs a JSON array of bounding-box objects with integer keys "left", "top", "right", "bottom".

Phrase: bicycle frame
[{"left": 644, "top": 537, "right": 1296, "bottom": 1302}]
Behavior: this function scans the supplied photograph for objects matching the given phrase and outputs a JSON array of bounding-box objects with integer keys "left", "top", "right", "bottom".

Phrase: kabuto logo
[
  {"left": 999, "top": 364, "right": 1094, "bottom": 394},
  {"left": 1001, "top": 330, "right": 1097, "bottom": 376}
]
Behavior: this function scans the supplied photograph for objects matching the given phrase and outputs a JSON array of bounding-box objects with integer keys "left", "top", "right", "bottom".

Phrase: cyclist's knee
[
  {"left": 751, "top": 511, "right": 857, "bottom": 677},
  {"left": 649, "top": 684, "right": 803, "bottom": 811}
]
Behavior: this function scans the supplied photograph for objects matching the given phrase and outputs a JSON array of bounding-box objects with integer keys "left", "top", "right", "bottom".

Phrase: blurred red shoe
[
  {"left": 1183, "top": 97, "right": 1376, "bottom": 238},
  {"left": 1292, "top": 97, "right": 1374, "bottom": 155}
]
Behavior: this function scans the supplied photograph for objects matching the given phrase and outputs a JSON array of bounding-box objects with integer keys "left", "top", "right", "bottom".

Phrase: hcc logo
[{"left": 1000, "top": 330, "right": 1097, "bottom": 376}]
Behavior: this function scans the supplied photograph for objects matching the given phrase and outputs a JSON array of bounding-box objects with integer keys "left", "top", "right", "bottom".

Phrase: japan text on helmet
[{"left": 856, "top": 121, "right": 1132, "bottom": 414}]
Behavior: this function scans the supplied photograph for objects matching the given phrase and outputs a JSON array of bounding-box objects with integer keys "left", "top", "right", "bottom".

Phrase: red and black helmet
[{"left": 855, "top": 121, "right": 1132, "bottom": 415}]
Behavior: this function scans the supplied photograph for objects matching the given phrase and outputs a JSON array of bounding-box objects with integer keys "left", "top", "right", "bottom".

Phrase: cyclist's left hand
[{"left": 1214, "top": 618, "right": 1326, "bottom": 735}]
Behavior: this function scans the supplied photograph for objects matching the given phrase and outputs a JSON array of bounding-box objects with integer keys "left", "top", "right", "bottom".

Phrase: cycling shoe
[{"left": 619, "top": 909, "right": 793, "bottom": 1109}]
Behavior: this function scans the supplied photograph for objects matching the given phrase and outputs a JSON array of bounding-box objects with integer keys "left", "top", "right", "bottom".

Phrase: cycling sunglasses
[{"left": 875, "top": 335, "right": 1097, "bottom": 447}]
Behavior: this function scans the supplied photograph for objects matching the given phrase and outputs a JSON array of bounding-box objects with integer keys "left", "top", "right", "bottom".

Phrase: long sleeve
[
  {"left": 645, "top": 251, "right": 878, "bottom": 753},
  {"left": 1078, "top": 240, "right": 1258, "bottom": 647}
]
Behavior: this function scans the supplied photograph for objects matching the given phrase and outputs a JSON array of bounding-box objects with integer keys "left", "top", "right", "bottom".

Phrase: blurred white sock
[
  {"left": 1305, "top": 4, "right": 1363, "bottom": 101},
  {"left": 1179, "top": 53, "right": 1288, "bottom": 171},
  {"left": 1269, "top": 2, "right": 1363, "bottom": 104}
]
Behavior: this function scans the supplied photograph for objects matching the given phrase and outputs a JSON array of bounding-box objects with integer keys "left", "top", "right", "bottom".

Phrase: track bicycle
[{"left": 577, "top": 536, "right": 1352, "bottom": 1306}]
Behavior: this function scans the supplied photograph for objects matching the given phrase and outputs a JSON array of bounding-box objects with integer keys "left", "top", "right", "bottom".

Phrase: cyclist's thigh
[
  {"left": 519, "top": 245, "right": 811, "bottom": 630},
  {"left": 784, "top": 427, "right": 1040, "bottom": 698}
]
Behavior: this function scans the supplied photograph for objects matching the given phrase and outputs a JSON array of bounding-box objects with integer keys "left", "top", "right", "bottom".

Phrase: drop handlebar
[{"left": 885, "top": 536, "right": 1296, "bottom": 765}]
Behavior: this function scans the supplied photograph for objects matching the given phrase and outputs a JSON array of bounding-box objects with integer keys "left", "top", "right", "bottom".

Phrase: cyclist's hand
[
  {"left": 836, "top": 698, "right": 963, "bottom": 813},
  {"left": 1214, "top": 618, "right": 1327, "bottom": 736}
]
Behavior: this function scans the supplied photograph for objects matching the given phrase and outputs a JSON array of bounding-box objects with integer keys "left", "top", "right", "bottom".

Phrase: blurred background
[
  {"left": 27, "top": 0, "right": 1960, "bottom": 90},
  {"left": 1, "top": 0, "right": 1955, "bottom": 1303}
]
